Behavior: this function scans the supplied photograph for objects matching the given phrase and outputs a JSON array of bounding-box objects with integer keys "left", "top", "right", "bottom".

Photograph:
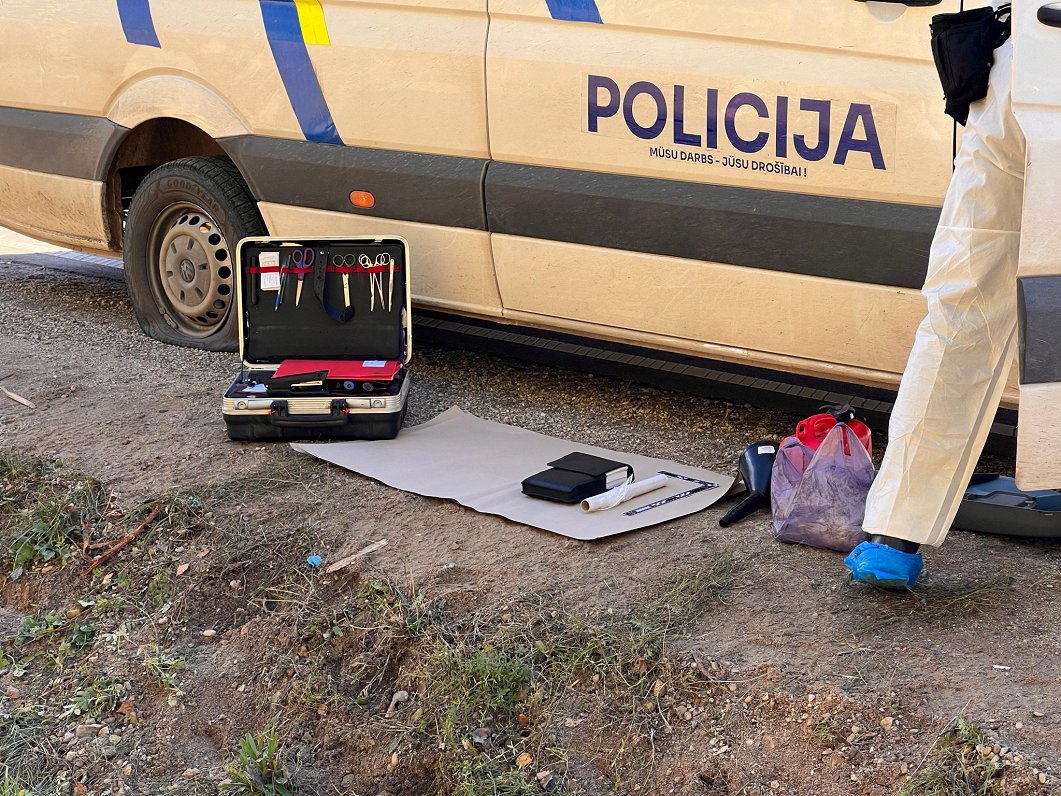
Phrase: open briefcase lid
[{"left": 235, "top": 236, "right": 411, "bottom": 370}]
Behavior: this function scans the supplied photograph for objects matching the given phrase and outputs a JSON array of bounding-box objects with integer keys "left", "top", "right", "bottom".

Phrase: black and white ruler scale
[{"left": 623, "top": 471, "right": 720, "bottom": 516}]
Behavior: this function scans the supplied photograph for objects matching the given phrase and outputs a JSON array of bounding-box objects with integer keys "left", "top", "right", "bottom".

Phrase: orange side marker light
[{"left": 349, "top": 190, "right": 376, "bottom": 209}]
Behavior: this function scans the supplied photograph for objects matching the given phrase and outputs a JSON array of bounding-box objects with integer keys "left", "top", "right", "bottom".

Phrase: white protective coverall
[{"left": 862, "top": 33, "right": 1025, "bottom": 548}]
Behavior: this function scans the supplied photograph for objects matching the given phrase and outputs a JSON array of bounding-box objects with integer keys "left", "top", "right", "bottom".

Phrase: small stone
[
  {"left": 202, "top": 629, "right": 216, "bottom": 638},
  {"left": 385, "top": 690, "right": 410, "bottom": 718},
  {"left": 341, "top": 775, "right": 355, "bottom": 789},
  {"left": 880, "top": 717, "right": 895, "bottom": 727},
  {"left": 181, "top": 769, "right": 200, "bottom": 780},
  {"left": 516, "top": 752, "right": 532, "bottom": 768},
  {"left": 75, "top": 724, "right": 102, "bottom": 739},
  {"left": 100, "top": 744, "right": 119, "bottom": 759},
  {"left": 1038, "top": 773, "right": 1047, "bottom": 785},
  {"left": 1015, "top": 722, "right": 1023, "bottom": 729},
  {"left": 122, "top": 765, "right": 133, "bottom": 777},
  {"left": 1033, "top": 711, "right": 1045, "bottom": 718},
  {"left": 389, "top": 751, "right": 399, "bottom": 768},
  {"left": 4, "top": 686, "right": 19, "bottom": 700},
  {"left": 769, "top": 781, "right": 781, "bottom": 790}
]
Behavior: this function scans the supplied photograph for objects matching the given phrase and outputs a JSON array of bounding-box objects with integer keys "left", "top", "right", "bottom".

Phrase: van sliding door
[{"left": 484, "top": 0, "right": 963, "bottom": 385}]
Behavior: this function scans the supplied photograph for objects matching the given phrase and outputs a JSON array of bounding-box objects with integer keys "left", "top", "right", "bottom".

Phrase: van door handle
[
  {"left": 1039, "top": 2, "right": 1061, "bottom": 26},
  {"left": 853, "top": 0, "right": 942, "bottom": 6}
]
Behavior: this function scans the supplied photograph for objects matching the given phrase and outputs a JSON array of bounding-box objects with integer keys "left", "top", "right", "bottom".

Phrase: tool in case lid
[{"left": 222, "top": 236, "right": 412, "bottom": 441}]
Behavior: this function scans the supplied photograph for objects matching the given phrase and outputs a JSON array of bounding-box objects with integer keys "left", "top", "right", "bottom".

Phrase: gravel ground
[{"left": 1, "top": 255, "right": 1060, "bottom": 793}]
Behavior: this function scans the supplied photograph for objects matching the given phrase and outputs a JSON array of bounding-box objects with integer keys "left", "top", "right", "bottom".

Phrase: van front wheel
[{"left": 124, "top": 157, "right": 265, "bottom": 351}]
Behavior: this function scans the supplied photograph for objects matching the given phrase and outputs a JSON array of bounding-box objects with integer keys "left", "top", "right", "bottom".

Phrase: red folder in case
[{"left": 272, "top": 359, "right": 402, "bottom": 381}]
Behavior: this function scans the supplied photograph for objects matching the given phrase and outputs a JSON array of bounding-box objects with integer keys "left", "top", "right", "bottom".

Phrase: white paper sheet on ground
[{"left": 291, "top": 407, "right": 734, "bottom": 540}]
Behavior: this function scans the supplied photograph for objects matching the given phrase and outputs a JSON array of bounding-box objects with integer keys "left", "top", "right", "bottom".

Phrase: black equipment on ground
[{"left": 718, "top": 440, "right": 779, "bottom": 527}]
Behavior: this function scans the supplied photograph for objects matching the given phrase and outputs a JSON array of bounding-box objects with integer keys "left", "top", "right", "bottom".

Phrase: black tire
[{"left": 124, "top": 156, "right": 265, "bottom": 351}]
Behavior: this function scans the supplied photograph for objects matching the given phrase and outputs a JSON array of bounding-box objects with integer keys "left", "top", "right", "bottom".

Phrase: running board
[{"left": 412, "top": 311, "right": 1018, "bottom": 456}]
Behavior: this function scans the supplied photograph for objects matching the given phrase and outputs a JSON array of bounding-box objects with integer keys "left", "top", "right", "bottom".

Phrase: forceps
[{"left": 359, "top": 253, "right": 395, "bottom": 311}]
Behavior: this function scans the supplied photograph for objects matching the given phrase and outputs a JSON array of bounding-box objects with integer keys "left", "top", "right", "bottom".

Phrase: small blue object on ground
[
  {"left": 306, "top": 555, "right": 323, "bottom": 568},
  {"left": 844, "top": 542, "right": 923, "bottom": 589}
]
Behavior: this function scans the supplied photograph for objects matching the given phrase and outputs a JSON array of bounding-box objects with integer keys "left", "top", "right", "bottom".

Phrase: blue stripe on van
[
  {"left": 545, "top": 0, "right": 602, "bottom": 23},
  {"left": 116, "top": 0, "right": 161, "bottom": 47},
  {"left": 259, "top": 0, "right": 344, "bottom": 146}
]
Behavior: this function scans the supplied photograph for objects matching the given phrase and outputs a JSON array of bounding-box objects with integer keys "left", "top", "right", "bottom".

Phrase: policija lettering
[{"left": 587, "top": 76, "right": 887, "bottom": 171}]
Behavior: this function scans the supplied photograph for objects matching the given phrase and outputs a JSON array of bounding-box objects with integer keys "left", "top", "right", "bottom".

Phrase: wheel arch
[{"left": 103, "top": 76, "right": 259, "bottom": 249}]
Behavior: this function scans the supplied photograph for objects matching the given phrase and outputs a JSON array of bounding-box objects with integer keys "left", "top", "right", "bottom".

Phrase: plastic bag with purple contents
[{"left": 771, "top": 423, "right": 874, "bottom": 552}]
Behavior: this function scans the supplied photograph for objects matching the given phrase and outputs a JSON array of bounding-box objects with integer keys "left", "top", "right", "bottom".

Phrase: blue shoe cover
[{"left": 844, "top": 542, "right": 923, "bottom": 589}]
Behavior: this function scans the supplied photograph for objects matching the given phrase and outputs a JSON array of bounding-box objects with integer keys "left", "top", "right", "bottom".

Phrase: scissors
[{"left": 291, "top": 247, "right": 315, "bottom": 307}]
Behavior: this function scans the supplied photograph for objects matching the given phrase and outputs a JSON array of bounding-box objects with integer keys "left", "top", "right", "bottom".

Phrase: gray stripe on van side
[
  {"left": 0, "top": 106, "right": 128, "bottom": 181},
  {"left": 0, "top": 108, "right": 940, "bottom": 288},
  {"left": 485, "top": 162, "right": 940, "bottom": 289},
  {"left": 1018, "top": 275, "right": 1061, "bottom": 385},
  {"left": 220, "top": 135, "right": 490, "bottom": 231}
]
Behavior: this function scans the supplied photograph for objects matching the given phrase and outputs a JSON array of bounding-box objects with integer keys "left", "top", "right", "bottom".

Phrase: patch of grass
[
  {"left": 0, "top": 452, "right": 109, "bottom": 579},
  {"left": 141, "top": 646, "right": 186, "bottom": 706},
  {"left": 147, "top": 568, "right": 175, "bottom": 609},
  {"left": 221, "top": 716, "right": 292, "bottom": 796},
  {"left": 901, "top": 717, "right": 1005, "bottom": 796},
  {"left": 146, "top": 784, "right": 219, "bottom": 796},
  {"left": 61, "top": 676, "right": 125, "bottom": 719},
  {"left": 11, "top": 611, "right": 96, "bottom": 675},
  {"left": 855, "top": 575, "right": 1017, "bottom": 633},
  {"left": 14, "top": 612, "right": 66, "bottom": 645},
  {"left": 0, "top": 702, "right": 66, "bottom": 791},
  {"left": 360, "top": 579, "right": 445, "bottom": 634},
  {"left": 420, "top": 555, "right": 739, "bottom": 794}
]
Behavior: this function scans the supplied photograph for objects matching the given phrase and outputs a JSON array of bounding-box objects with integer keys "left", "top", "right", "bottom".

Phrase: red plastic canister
[{"left": 796, "top": 413, "right": 873, "bottom": 456}]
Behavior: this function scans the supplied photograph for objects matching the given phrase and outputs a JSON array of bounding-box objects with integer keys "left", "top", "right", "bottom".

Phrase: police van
[{"left": 0, "top": 0, "right": 1001, "bottom": 396}]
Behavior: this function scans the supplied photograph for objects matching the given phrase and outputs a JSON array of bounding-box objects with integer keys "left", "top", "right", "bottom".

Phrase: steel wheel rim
[{"left": 147, "top": 203, "right": 234, "bottom": 338}]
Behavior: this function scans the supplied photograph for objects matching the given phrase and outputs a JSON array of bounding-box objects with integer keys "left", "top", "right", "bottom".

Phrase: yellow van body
[{"left": 0, "top": 0, "right": 1001, "bottom": 394}]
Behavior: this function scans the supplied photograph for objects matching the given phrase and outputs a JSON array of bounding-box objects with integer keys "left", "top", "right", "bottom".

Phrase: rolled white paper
[{"left": 580, "top": 473, "right": 669, "bottom": 512}]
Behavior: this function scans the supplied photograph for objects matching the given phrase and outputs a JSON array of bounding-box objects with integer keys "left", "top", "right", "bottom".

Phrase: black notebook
[{"left": 521, "top": 453, "right": 634, "bottom": 504}]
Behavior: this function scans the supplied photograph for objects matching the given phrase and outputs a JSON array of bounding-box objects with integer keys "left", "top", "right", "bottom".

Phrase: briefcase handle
[{"left": 269, "top": 401, "right": 349, "bottom": 427}]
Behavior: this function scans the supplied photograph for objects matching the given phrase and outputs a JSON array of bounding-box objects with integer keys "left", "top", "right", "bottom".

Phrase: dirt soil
[{"left": 1, "top": 257, "right": 1059, "bottom": 796}]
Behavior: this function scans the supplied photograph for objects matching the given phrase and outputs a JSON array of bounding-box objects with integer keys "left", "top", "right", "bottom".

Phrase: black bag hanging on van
[{"left": 930, "top": 3, "right": 1011, "bottom": 125}]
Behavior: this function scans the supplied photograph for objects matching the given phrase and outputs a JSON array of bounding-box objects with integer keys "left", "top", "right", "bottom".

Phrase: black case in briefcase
[{"left": 222, "top": 236, "right": 411, "bottom": 442}]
